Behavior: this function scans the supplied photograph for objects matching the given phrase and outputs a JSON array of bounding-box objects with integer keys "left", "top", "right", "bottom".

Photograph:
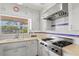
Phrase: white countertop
[{"left": 0, "top": 37, "right": 39, "bottom": 44}]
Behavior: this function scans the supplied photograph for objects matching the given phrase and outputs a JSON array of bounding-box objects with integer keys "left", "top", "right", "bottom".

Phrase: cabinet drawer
[
  {"left": 4, "top": 42, "right": 27, "bottom": 50},
  {"left": 4, "top": 46, "right": 27, "bottom": 56}
]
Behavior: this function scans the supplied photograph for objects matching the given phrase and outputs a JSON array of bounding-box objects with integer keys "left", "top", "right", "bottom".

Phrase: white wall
[
  {"left": 0, "top": 3, "right": 40, "bottom": 31},
  {"left": 55, "top": 17, "right": 69, "bottom": 33},
  {"left": 40, "top": 3, "right": 79, "bottom": 45}
]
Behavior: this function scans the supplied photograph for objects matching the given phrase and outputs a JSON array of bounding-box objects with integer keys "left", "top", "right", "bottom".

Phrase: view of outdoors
[{"left": 1, "top": 19, "right": 28, "bottom": 34}]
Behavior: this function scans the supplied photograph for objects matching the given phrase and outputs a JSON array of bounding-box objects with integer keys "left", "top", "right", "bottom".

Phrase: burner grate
[{"left": 52, "top": 41, "right": 72, "bottom": 47}]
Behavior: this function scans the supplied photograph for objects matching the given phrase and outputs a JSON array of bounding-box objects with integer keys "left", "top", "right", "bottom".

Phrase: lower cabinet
[
  {"left": 37, "top": 42, "right": 42, "bottom": 56},
  {"left": 0, "top": 44, "right": 5, "bottom": 56},
  {"left": 3, "top": 42, "right": 28, "bottom": 56},
  {"left": 25, "top": 40, "right": 38, "bottom": 56},
  {"left": 4, "top": 46, "right": 27, "bottom": 56},
  {"left": 0, "top": 39, "right": 38, "bottom": 56}
]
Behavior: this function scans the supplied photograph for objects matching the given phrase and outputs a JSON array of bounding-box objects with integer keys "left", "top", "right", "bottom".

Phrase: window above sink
[{"left": 0, "top": 15, "right": 28, "bottom": 39}]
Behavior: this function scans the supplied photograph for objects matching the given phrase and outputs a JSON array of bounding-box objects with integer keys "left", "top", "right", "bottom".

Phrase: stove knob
[
  {"left": 40, "top": 42, "right": 42, "bottom": 44},
  {"left": 40, "top": 42, "right": 44, "bottom": 45},
  {"left": 51, "top": 48, "right": 54, "bottom": 50},
  {"left": 45, "top": 45, "right": 47, "bottom": 47},
  {"left": 55, "top": 50, "right": 58, "bottom": 52}
]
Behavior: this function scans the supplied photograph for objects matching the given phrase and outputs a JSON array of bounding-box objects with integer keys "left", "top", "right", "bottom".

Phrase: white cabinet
[
  {"left": 69, "top": 3, "right": 79, "bottom": 31},
  {"left": 38, "top": 42, "right": 42, "bottom": 56},
  {"left": 4, "top": 47, "right": 27, "bottom": 56},
  {"left": 3, "top": 42, "right": 28, "bottom": 56},
  {"left": 0, "top": 40, "right": 38, "bottom": 56},
  {"left": 26, "top": 40, "right": 38, "bottom": 56},
  {"left": 0, "top": 44, "right": 4, "bottom": 56}
]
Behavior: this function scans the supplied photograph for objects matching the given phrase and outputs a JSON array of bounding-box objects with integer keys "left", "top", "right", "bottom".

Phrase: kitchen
[{"left": 0, "top": 3, "right": 79, "bottom": 56}]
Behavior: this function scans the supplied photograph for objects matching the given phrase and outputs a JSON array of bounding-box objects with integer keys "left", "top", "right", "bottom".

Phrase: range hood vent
[{"left": 44, "top": 3, "right": 68, "bottom": 21}]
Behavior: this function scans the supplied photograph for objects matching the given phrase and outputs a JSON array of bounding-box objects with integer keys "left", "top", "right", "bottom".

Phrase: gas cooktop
[{"left": 52, "top": 41, "right": 72, "bottom": 47}]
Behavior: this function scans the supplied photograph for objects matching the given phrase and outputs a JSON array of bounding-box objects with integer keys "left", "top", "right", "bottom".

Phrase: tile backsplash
[{"left": 47, "top": 33, "right": 79, "bottom": 45}]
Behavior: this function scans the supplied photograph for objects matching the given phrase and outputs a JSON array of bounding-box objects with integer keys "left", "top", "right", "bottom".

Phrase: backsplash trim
[{"left": 32, "top": 32, "right": 79, "bottom": 37}]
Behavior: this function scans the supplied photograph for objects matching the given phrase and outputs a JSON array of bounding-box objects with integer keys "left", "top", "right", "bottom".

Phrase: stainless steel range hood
[{"left": 44, "top": 3, "right": 68, "bottom": 20}]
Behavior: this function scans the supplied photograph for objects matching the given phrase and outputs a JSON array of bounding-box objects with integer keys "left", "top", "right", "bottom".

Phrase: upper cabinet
[{"left": 69, "top": 4, "right": 79, "bottom": 31}]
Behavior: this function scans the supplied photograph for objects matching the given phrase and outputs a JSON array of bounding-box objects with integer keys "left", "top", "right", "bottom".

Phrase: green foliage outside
[
  {"left": 2, "top": 26, "right": 19, "bottom": 30},
  {"left": 1, "top": 20, "right": 28, "bottom": 34},
  {"left": 20, "top": 28, "right": 28, "bottom": 33},
  {"left": 1, "top": 26, "right": 28, "bottom": 33}
]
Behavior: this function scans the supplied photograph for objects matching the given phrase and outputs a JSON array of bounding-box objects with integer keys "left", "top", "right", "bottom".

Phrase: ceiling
[{"left": 19, "top": 3, "right": 55, "bottom": 11}]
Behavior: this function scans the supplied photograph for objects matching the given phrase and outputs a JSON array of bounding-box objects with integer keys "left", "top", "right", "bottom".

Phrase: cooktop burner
[{"left": 52, "top": 41, "right": 72, "bottom": 47}]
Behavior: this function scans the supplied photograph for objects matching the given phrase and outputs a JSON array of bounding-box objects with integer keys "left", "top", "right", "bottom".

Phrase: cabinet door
[
  {"left": 3, "top": 42, "right": 28, "bottom": 56},
  {"left": 37, "top": 42, "right": 43, "bottom": 56},
  {"left": 0, "top": 44, "right": 4, "bottom": 56},
  {"left": 38, "top": 44, "right": 43, "bottom": 56},
  {"left": 4, "top": 46, "right": 27, "bottom": 56},
  {"left": 4, "top": 42, "right": 27, "bottom": 49},
  {"left": 26, "top": 40, "right": 38, "bottom": 56},
  {"left": 2, "top": 40, "right": 38, "bottom": 56},
  {"left": 69, "top": 3, "right": 79, "bottom": 31}
]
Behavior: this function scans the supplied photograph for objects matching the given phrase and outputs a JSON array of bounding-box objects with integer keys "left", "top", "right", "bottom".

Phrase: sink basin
[
  {"left": 30, "top": 35, "right": 37, "bottom": 37},
  {"left": 42, "top": 38, "right": 54, "bottom": 41}
]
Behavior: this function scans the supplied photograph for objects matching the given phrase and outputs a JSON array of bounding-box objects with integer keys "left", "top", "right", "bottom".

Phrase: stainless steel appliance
[
  {"left": 40, "top": 38, "right": 54, "bottom": 50},
  {"left": 49, "top": 40, "right": 72, "bottom": 56},
  {"left": 43, "top": 3, "right": 68, "bottom": 20},
  {"left": 39, "top": 38, "right": 58, "bottom": 56},
  {"left": 40, "top": 37, "right": 73, "bottom": 56},
  {"left": 44, "top": 10, "right": 68, "bottom": 20}
]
